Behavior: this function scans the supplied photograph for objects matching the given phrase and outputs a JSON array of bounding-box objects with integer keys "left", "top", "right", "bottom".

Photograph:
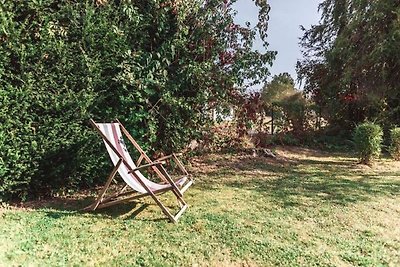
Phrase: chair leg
[
  {"left": 139, "top": 183, "right": 188, "bottom": 223},
  {"left": 148, "top": 193, "right": 177, "bottom": 223},
  {"left": 181, "top": 179, "right": 193, "bottom": 194},
  {"left": 173, "top": 204, "right": 188, "bottom": 222},
  {"left": 157, "top": 165, "right": 184, "bottom": 197},
  {"left": 83, "top": 159, "right": 122, "bottom": 211},
  {"left": 156, "top": 200, "right": 188, "bottom": 223},
  {"left": 172, "top": 153, "right": 189, "bottom": 176}
]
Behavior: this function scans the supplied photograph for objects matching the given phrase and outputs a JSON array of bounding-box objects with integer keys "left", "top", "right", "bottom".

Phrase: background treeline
[
  {"left": 0, "top": 0, "right": 274, "bottom": 200},
  {"left": 220, "top": 0, "right": 400, "bottom": 152},
  {"left": 297, "top": 0, "right": 400, "bottom": 131}
]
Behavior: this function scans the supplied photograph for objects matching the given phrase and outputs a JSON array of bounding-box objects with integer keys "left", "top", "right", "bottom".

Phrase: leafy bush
[
  {"left": 353, "top": 122, "right": 383, "bottom": 164},
  {"left": 389, "top": 127, "right": 400, "bottom": 160},
  {"left": 200, "top": 123, "right": 254, "bottom": 153},
  {"left": 0, "top": 0, "right": 274, "bottom": 200}
]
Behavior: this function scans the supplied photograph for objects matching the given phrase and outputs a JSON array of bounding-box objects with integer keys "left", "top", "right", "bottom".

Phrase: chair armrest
[
  {"left": 128, "top": 162, "right": 163, "bottom": 173},
  {"left": 154, "top": 153, "right": 188, "bottom": 176},
  {"left": 155, "top": 153, "right": 183, "bottom": 162}
]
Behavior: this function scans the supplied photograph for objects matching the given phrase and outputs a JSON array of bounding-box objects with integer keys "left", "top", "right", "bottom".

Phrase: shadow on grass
[
  {"left": 196, "top": 154, "right": 400, "bottom": 207},
  {"left": 14, "top": 196, "right": 169, "bottom": 222},
  {"left": 10, "top": 150, "right": 400, "bottom": 217},
  {"left": 229, "top": 173, "right": 400, "bottom": 207}
]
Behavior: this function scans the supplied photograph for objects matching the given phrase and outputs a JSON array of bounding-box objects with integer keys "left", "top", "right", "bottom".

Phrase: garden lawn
[{"left": 1, "top": 147, "right": 399, "bottom": 266}]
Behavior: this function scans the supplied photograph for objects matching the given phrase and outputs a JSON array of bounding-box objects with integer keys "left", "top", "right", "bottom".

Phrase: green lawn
[{"left": 1, "top": 147, "right": 399, "bottom": 266}]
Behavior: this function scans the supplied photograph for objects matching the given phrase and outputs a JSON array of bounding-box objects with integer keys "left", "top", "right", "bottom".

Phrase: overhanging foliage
[
  {"left": 0, "top": 0, "right": 275, "bottom": 200},
  {"left": 297, "top": 0, "right": 400, "bottom": 129}
]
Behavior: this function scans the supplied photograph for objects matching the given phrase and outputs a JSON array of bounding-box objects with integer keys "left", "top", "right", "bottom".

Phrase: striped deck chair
[{"left": 84, "top": 119, "right": 193, "bottom": 223}]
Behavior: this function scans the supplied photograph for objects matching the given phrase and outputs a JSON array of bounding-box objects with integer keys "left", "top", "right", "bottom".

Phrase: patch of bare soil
[
  {"left": 189, "top": 152, "right": 279, "bottom": 175},
  {"left": 372, "top": 159, "right": 400, "bottom": 172},
  {"left": 275, "top": 146, "right": 331, "bottom": 158},
  {"left": 350, "top": 157, "right": 400, "bottom": 174},
  {"left": 7, "top": 190, "right": 94, "bottom": 211},
  {"left": 189, "top": 146, "right": 400, "bottom": 176},
  {"left": 189, "top": 146, "right": 335, "bottom": 173}
]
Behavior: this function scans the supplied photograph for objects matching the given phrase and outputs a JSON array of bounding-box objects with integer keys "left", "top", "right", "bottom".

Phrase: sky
[{"left": 233, "top": 0, "right": 321, "bottom": 89}]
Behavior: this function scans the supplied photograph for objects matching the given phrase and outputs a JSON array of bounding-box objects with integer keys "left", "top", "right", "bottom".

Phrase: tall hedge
[{"left": 0, "top": 0, "right": 274, "bottom": 200}]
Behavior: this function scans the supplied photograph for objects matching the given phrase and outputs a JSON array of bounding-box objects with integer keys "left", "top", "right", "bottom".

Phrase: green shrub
[
  {"left": 389, "top": 127, "right": 400, "bottom": 160},
  {"left": 353, "top": 122, "right": 383, "bottom": 164},
  {"left": 0, "top": 0, "right": 274, "bottom": 200}
]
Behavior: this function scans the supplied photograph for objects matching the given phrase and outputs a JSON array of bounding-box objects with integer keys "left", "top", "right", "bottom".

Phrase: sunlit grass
[{"left": 1, "top": 147, "right": 399, "bottom": 266}]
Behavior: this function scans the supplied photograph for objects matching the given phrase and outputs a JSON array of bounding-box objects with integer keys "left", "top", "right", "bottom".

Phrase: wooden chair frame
[{"left": 84, "top": 119, "right": 193, "bottom": 223}]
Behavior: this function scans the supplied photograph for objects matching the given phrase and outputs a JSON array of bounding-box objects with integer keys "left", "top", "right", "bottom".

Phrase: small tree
[
  {"left": 261, "top": 73, "right": 309, "bottom": 134},
  {"left": 389, "top": 127, "right": 400, "bottom": 160},
  {"left": 353, "top": 122, "right": 383, "bottom": 164},
  {"left": 277, "top": 92, "right": 309, "bottom": 134}
]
